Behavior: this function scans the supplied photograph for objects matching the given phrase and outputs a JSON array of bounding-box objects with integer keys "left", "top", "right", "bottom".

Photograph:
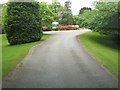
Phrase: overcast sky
[{"left": 0, "top": 0, "right": 97, "bottom": 15}]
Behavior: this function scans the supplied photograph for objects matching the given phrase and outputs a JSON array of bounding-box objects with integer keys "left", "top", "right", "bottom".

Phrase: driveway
[{"left": 3, "top": 30, "right": 118, "bottom": 88}]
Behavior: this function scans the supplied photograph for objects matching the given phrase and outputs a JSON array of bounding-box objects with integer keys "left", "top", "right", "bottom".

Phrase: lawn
[
  {"left": 79, "top": 31, "right": 118, "bottom": 78},
  {"left": 2, "top": 34, "right": 51, "bottom": 77},
  {"left": 0, "top": 35, "right": 2, "bottom": 79}
]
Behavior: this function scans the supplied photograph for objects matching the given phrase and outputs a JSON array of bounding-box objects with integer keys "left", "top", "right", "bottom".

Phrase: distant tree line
[
  {"left": 1, "top": 0, "right": 119, "bottom": 45},
  {"left": 1, "top": 0, "right": 74, "bottom": 45},
  {"left": 73, "top": 1, "right": 120, "bottom": 40},
  {"left": 2, "top": 0, "right": 74, "bottom": 33}
]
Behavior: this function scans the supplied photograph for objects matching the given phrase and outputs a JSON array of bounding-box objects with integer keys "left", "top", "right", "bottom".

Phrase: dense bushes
[
  {"left": 74, "top": 1, "right": 120, "bottom": 39},
  {"left": 4, "top": 2, "right": 42, "bottom": 45}
]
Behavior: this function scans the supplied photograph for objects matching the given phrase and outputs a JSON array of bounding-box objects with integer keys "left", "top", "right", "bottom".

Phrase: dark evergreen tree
[
  {"left": 4, "top": 1, "right": 42, "bottom": 45},
  {"left": 60, "top": 0, "right": 73, "bottom": 25}
]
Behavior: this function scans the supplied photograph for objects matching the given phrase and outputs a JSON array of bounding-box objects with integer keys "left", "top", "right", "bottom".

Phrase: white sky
[{"left": 0, "top": 0, "right": 97, "bottom": 15}]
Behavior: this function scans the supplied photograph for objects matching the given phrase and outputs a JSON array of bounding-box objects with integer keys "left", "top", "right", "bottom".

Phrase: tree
[
  {"left": 74, "top": 1, "right": 119, "bottom": 39},
  {"left": 51, "top": 0, "right": 61, "bottom": 13},
  {"left": 50, "top": 0, "right": 64, "bottom": 22},
  {"left": 60, "top": 0, "right": 73, "bottom": 25},
  {"left": 79, "top": 7, "right": 91, "bottom": 14},
  {"left": 4, "top": 1, "right": 42, "bottom": 45},
  {"left": 94, "top": 1, "right": 119, "bottom": 36},
  {"left": 39, "top": 2, "right": 55, "bottom": 30}
]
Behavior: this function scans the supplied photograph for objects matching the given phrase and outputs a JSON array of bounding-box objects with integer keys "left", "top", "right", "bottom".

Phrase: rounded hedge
[{"left": 4, "top": 2, "right": 42, "bottom": 45}]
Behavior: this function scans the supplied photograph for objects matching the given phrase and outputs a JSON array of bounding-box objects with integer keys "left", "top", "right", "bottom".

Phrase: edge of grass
[
  {"left": 2, "top": 34, "right": 52, "bottom": 78},
  {"left": 78, "top": 31, "right": 118, "bottom": 78}
]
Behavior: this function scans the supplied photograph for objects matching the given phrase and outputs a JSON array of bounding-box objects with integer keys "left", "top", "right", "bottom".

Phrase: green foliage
[
  {"left": 79, "top": 7, "right": 91, "bottom": 14},
  {"left": 39, "top": 0, "right": 74, "bottom": 27},
  {"left": 49, "top": 0, "right": 65, "bottom": 24},
  {"left": 50, "top": 0, "right": 74, "bottom": 25},
  {"left": 74, "top": 1, "right": 120, "bottom": 38},
  {"left": 4, "top": 2, "right": 42, "bottom": 45},
  {"left": 61, "top": 0, "right": 73, "bottom": 25},
  {"left": 50, "top": 0, "right": 63, "bottom": 21},
  {"left": 39, "top": 2, "right": 55, "bottom": 30}
]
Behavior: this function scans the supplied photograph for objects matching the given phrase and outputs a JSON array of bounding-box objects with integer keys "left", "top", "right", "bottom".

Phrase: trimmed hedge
[{"left": 4, "top": 2, "right": 42, "bottom": 45}]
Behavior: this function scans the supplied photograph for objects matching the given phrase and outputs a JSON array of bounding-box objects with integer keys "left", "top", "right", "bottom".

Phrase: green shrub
[
  {"left": 74, "top": 2, "right": 120, "bottom": 39},
  {"left": 4, "top": 2, "right": 42, "bottom": 45}
]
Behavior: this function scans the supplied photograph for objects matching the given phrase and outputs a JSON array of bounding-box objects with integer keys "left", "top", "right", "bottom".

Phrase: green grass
[
  {"left": 2, "top": 34, "right": 51, "bottom": 77},
  {"left": 79, "top": 31, "right": 118, "bottom": 77},
  {"left": 0, "top": 35, "right": 2, "bottom": 79}
]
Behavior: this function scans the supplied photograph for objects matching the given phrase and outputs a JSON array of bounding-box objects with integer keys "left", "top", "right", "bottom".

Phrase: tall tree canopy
[
  {"left": 60, "top": 0, "right": 73, "bottom": 25},
  {"left": 39, "top": 2, "right": 55, "bottom": 30},
  {"left": 79, "top": 7, "right": 92, "bottom": 14},
  {"left": 50, "top": 0, "right": 64, "bottom": 22}
]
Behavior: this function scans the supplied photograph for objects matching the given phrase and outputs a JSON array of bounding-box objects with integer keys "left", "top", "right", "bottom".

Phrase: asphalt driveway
[{"left": 3, "top": 30, "right": 118, "bottom": 88}]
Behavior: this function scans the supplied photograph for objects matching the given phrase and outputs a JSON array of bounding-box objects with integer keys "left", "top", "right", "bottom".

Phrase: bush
[
  {"left": 4, "top": 2, "right": 42, "bottom": 45},
  {"left": 74, "top": 2, "right": 120, "bottom": 39}
]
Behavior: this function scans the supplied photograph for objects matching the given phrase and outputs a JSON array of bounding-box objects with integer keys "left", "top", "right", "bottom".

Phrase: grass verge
[
  {"left": 0, "top": 35, "right": 2, "bottom": 79},
  {"left": 79, "top": 31, "right": 118, "bottom": 78},
  {"left": 2, "top": 34, "right": 51, "bottom": 77}
]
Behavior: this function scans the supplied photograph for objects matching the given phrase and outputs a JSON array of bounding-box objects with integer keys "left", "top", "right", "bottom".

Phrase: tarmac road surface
[{"left": 3, "top": 30, "right": 118, "bottom": 88}]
